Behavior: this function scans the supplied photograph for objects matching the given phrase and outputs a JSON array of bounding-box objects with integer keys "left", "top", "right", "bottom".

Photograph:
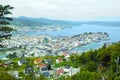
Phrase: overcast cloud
[{"left": 1, "top": 0, "right": 120, "bottom": 20}]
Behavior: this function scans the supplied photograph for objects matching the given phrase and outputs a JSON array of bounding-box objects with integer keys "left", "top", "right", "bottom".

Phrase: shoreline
[{"left": 0, "top": 32, "right": 110, "bottom": 59}]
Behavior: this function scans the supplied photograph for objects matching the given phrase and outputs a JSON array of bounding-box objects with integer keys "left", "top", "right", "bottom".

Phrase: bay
[
  {"left": 25, "top": 24, "right": 120, "bottom": 42},
  {"left": 23, "top": 24, "right": 120, "bottom": 52},
  {"left": 1, "top": 24, "right": 120, "bottom": 58}
]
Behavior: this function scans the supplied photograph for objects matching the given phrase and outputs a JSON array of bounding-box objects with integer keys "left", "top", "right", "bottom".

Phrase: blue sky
[{"left": 1, "top": 0, "right": 120, "bottom": 21}]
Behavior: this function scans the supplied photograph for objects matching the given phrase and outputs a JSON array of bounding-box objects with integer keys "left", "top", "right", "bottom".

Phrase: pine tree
[{"left": 0, "top": 5, "right": 14, "bottom": 48}]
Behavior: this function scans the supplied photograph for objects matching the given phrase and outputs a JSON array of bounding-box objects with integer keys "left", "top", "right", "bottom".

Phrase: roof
[
  {"left": 20, "top": 59, "right": 26, "bottom": 64},
  {"left": 64, "top": 65, "right": 71, "bottom": 69},
  {"left": 56, "top": 69, "right": 64, "bottom": 76},
  {"left": 41, "top": 67, "right": 48, "bottom": 71},
  {"left": 57, "top": 57, "right": 62, "bottom": 62},
  {"left": 42, "top": 72, "right": 50, "bottom": 77},
  {"left": 62, "top": 51, "right": 67, "bottom": 56},
  {"left": 38, "top": 63, "right": 46, "bottom": 68},
  {"left": 25, "top": 65, "right": 34, "bottom": 74},
  {"left": 34, "top": 58, "right": 42, "bottom": 64}
]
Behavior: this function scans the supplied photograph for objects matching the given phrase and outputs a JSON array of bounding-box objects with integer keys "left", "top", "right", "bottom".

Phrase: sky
[{"left": 1, "top": 0, "right": 120, "bottom": 21}]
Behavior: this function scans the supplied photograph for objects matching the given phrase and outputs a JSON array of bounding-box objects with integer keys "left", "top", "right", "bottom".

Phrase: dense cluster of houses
[
  {"left": 0, "top": 51, "right": 80, "bottom": 79},
  {"left": 0, "top": 32, "right": 110, "bottom": 79},
  {"left": 1, "top": 32, "right": 109, "bottom": 58}
]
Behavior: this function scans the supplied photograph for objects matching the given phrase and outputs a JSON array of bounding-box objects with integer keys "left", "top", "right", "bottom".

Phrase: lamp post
[{"left": 115, "top": 57, "right": 119, "bottom": 77}]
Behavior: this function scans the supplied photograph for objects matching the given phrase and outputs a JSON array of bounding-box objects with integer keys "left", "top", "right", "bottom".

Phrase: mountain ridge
[
  {"left": 10, "top": 16, "right": 81, "bottom": 27},
  {"left": 10, "top": 16, "right": 120, "bottom": 27}
]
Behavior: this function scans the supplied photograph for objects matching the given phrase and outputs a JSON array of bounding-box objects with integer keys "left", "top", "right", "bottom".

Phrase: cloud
[{"left": 1, "top": 0, "right": 120, "bottom": 20}]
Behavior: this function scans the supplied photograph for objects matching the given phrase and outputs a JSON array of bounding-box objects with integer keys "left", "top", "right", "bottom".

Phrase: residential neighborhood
[
  {"left": 0, "top": 51, "right": 80, "bottom": 79},
  {"left": 1, "top": 32, "right": 109, "bottom": 57},
  {"left": 0, "top": 32, "right": 109, "bottom": 79}
]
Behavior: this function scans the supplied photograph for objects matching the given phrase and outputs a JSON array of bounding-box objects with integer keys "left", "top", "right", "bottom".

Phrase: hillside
[
  {"left": 10, "top": 16, "right": 81, "bottom": 27},
  {"left": 57, "top": 42, "right": 120, "bottom": 80},
  {"left": 10, "top": 16, "right": 120, "bottom": 27}
]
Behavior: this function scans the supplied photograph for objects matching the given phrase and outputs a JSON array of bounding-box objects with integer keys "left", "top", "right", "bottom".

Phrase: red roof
[
  {"left": 34, "top": 58, "right": 42, "bottom": 64},
  {"left": 57, "top": 57, "right": 62, "bottom": 62},
  {"left": 56, "top": 69, "right": 64, "bottom": 76},
  {"left": 38, "top": 63, "right": 46, "bottom": 68}
]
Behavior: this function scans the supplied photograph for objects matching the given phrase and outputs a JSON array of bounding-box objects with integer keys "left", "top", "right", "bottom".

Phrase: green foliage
[
  {"left": 86, "top": 61, "right": 97, "bottom": 72},
  {"left": 114, "top": 76, "right": 120, "bottom": 80},
  {"left": 105, "top": 67, "right": 116, "bottom": 80},
  {"left": 0, "top": 26, "right": 13, "bottom": 32},
  {"left": 0, "top": 72, "right": 16, "bottom": 80},
  {"left": 54, "top": 45, "right": 117, "bottom": 80},
  {"left": 0, "top": 4, "right": 14, "bottom": 47},
  {"left": 37, "top": 75, "right": 48, "bottom": 80},
  {"left": 97, "top": 48, "right": 111, "bottom": 67},
  {"left": 69, "top": 54, "right": 81, "bottom": 67},
  {"left": 23, "top": 73, "right": 35, "bottom": 80},
  {"left": 64, "top": 71, "right": 101, "bottom": 80},
  {"left": 23, "top": 74, "right": 48, "bottom": 80},
  {"left": 0, "top": 5, "right": 13, "bottom": 26},
  {"left": 69, "top": 42, "right": 120, "bottom": 80}
]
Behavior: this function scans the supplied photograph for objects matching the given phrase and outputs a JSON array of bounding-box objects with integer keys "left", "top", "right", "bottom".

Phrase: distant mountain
[
  {"left": 10, "top": 16, "right": 81, "bottom": 27},
  {"left": 82, "top": 21, "right": 120, "bottom": 26},
  {"left": 10, "top": 16, "right": 120, "bottom": 27}
]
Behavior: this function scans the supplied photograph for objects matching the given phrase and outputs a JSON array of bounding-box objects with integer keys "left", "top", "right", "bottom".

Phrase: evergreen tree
[{"left": 0, "top": 5, "right": 14, "bottom": 48}]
